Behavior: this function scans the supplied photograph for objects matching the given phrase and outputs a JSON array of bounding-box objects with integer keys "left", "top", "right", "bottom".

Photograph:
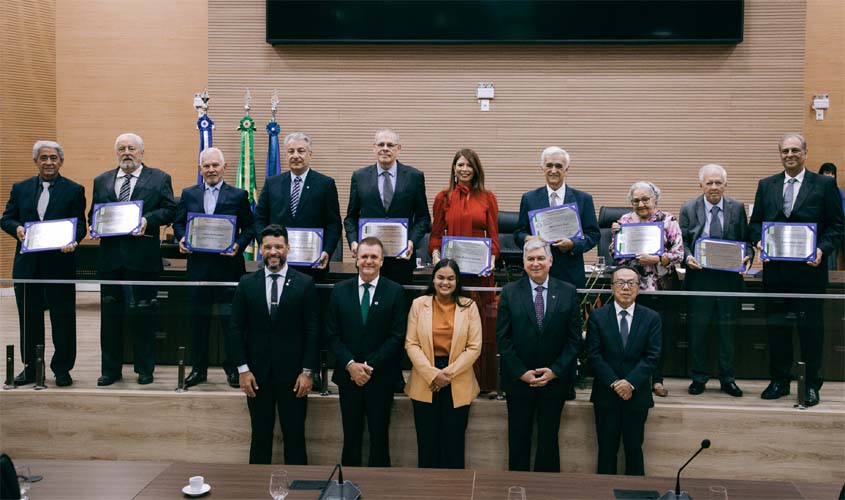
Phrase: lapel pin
[
  {"left": 374, "top": 301, "right": 379, "bottom": 306},
  {"left": 551, "top": 295, "right": 556, "bottom": 300},
  {"left": 286, "top": 279, "right": 292, "bottom": 287}
]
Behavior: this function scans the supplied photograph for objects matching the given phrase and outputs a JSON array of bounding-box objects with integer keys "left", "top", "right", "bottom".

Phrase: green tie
[{"left": 361, "top": 283, "right": 372, "bottom": 323}]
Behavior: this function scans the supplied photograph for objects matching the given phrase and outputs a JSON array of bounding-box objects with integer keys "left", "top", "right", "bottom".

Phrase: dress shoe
[
  {"left": 184, "top": 371, "right": 207, "bottom": 388},
  {"left": 138, "top": 373, "right": 154, "bottom": 385},
  {"left": 688, "top": 381, "right": 706, "bottom": 395},
  {"left": 565, "top": 386, "right": 577, "bottom": 401},
  {"left": 55, "top": 373, "right": 74, "bottom": 387},
  {"left": 720, "top": 381, "right": 743, "bottom": 397},
  {"left": 13, "top": 369, "right": 36, "bottom": 386},
  {"left": 227, "top": 372, "right": 240, "bottom": 389},
  {"left": 805, "top": 387, "right": 819, "bottom": 407},
  {"left": 760, "top": 381, "right": 790, "bottom": 400},
  {"left": 97, "top": 375, "right": 122, "bottom": 386},
  {"left": 652, "top": 383, "right": 669, "bottom": 397}
]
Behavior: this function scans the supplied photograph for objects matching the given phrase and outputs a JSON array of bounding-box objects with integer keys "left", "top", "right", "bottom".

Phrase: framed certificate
[
  {"left": 694, "top": 237, "right": 746, "bottom": 273},
  {"left": 21, "top": 218, "right": 78, "bottom": 253},
  {"left": 441, "top": 236, "right": 493, "bottom": 275},
  {"left": 528, "top": 203, "right": 583, "bottom": 242},
  {"left": 185, "top": 213, "right": 236, "bottom": 253},
  {"left": 287, "top": 228, "right": 324, "bottom": 267},
  {"left": 359, "top": 218, "right": 409, "bottom": 257},
  {"left": 761, "top": 222, "right": 817, "bottom": 262},
  {"left": 90, "top": 200, "right": 144, "bottom": 237},
  {"left": 613, "top": 222, "right": 664, "bottom": 258}
]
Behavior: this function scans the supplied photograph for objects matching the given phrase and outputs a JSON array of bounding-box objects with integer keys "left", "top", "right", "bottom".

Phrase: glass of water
[
  {"left": 269, "top": 470, "right": 289, "bottom": 500},
  {"left": 594, "top": 256, "right": 606, "bottom": 274},
  {"left": 16, "top": 465, "right": 32, "bottom": 500},
  {"left": 508, "top": 485, "right": 526, "bottom": 500}
]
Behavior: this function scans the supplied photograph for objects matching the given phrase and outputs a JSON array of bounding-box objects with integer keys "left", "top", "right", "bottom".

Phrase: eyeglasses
[
  {"left": 631, "top": 197, "right": 652, "bottom": 205},
  {"left": 780, "top": 148, "right": 804, "bottom": 155},
  {"left": 613, "top": 280, "right": 638, "bottom": 288},
  {"left": 544, "top": 163, "right": 567, "bottom": 170},
  {"left": 375, "top": 142, "right": 398, "bottom": 149}
]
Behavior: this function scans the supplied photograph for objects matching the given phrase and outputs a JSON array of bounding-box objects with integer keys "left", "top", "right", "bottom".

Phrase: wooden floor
[{"left": 1, "top": 291, "right": 844, "bottom": 485}]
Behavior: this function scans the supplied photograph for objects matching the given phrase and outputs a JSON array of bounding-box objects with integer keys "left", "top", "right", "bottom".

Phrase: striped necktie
[
  {"left": 291, "top": 176, "right": 302, "bottom": 218},
  {"left": 118, "top": 175, "right": 132, "bottom": 202}
]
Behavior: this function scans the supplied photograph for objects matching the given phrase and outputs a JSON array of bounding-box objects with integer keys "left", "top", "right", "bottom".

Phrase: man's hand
[
  {"left": 756, "top": 241, "right": 768, "bottom": 262},
  {"left": 399, "top": 240, "right": 414, "bottom": 260},
  {"left": 610, "top": 222, "right": 621, "bottom": 234},
  {"left": 529, "top": 367, "right": 557, "bottom": 388},
  {"left": 519, "top": 370, "right": 537, "bottom": 384},
  {"left": 551, "top": 238, "right": 575, "bottom": 252},
  {"left": 293, "top": 372, "right": 312, "bottom": 398},
  {"left": 740, "top": 255, "right": 752, "bottom": 275},
  {"left": 178, "top": 237, "right": 191, "bottom": 254},
  {"left": 807, "top": 248, "right": 823, "bottom": 267},
  {"left": 686, "top": 255, "right": 703, "bottom": 270},
  {"left": 430, "top": 370, "right": 452, "bottom": 392},
  {"left": 350, "top": 241, "right": 359, "bottom": 259},
  {"left": 132, "top": 217, "right": 148, "bottom": 237},
  {"left": 239, "top": 371, "right": 259, "bottom": 398},
  {"left": 15, "top": 226, "right": 25, "bottom": 242},
  {"left": 315, "top": 251, "right": 330, "bottom": 269},
  {"left": 612, "top": 379, "right": 633, "bottom": 400},
  {"left": 221, "top": 243, "right": 239, "bottom": 257},
  {"left": 60, "top": 242, "right": 78, "bottom": 253},
  {"left": 347, "top": 361, "right": 373, "bottom": 386}
]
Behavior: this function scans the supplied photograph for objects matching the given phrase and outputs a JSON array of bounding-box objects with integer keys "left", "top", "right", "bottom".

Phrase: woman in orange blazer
[{"left": 405, "top": 259, "right": 482, "bottom": 469}]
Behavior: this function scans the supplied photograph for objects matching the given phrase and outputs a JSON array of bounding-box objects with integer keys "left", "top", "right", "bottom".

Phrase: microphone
[{"left": 659, "top": 439, "right": 711, "bottom": 500}]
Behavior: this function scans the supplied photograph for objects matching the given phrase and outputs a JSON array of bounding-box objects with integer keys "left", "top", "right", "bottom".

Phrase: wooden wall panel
[{"left": 0, "top": 0, "right": 57, "bottom": 278}]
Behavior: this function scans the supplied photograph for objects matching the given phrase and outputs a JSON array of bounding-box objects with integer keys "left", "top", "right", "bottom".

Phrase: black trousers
[
  {"left": 594, "top": 404, "right": 649, "bottom": 476},
  {"left": 688, "top": 295, "right": 738, "bottom": 383},
  {"left": 506, "top": 381, "right": 565, "bottom": 472},
  {"left": 765, "top": 283, "right": 825, "bottom": 389},
  {"left": 639, "top": 295, "right": 665, "bottom": 385},
  {"left": 339, "top": 379, "right": 394, "bottom": 467},
  {"left": 186, "top": 285, "right": 234, "bottom": 375},
  {"left": 246, "top": 376, "right": 308, "bottom": 465},
  {"left": 99, "top": 269, "right": 158, "bottom": 377},
  {"left": 13, "top": 281, "right": 76, "bottom": 376},
  {"left": 412, "top": 356, "right": 470, "bottom": 469}
]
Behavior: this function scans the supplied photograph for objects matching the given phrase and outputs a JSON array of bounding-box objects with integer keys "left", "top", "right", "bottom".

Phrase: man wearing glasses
[
  {"left": 343, "top": 128, "right": 431, "bottom": 285},
  {"left": 586, "top": 266, "right": 661, "bottom": 475}
]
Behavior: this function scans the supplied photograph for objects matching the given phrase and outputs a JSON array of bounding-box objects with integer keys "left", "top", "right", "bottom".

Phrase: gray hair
[
  {"left": 283, "top": 132, "right": 312, "bottom": 151},
  {"left": 114, "top": 133, "right": 144, "bottom": 152},
  {"left": 199, "top": 147, "right": 225, "bottom": 165},
  {"left": 627, "top": 181, "right": 661, "bottom": 204},
  {"left": 698, "top": 164, "right": 727, "bottom": 184},
  {"left": 779, "top": 132, "right": 807, "bottom": 152},
  {"left": 32, "top": 141, "right": 64, "bottom": 161},
  {"left": 374, "top": 128, "right": 400, "bottom": 145},
  {"left": 523, "top": 238, "right": 552, "bottom": 258},
  {"left": 539, "top": 146, "right": 570, "bottom": 167}
]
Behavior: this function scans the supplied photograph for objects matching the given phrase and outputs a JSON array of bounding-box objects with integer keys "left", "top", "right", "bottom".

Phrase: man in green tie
[{"left": 327, "top": 236, "right": 408, "bottom": 467}]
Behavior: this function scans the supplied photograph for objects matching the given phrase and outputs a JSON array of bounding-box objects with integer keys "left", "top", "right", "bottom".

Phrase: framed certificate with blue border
[
  {"left": 528, "top": 203, "right": 583, "bottom": 242},
  {"left": 694, "top": 237, "right": 746, "bottom": 272},
  {"left": 21, "top": 218, "right": 78, "bottom": 253},
  {"left": 287, "top": 228, "right": 324, "bottom": 267},
  {"left": 613, "top": 222, "right": 664, "bottom": 258},
  {"left": 90, "top": 200, "right": 144, "bottom": 237},
  {"left": 441, "top": 236, "right": 493, "bottom": 276},
  {"left": 760, "top": 222, "right": 817, "bottom": 262},
  {"left": 185, "top": 213, "right": 236, "bottom": 253},
  {"left": 359, "top": 218, "right": 409, "bottom": 257}
]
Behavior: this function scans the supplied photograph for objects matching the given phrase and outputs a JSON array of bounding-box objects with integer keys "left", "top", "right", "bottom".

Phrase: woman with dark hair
[
  {"left": 818, "top": 162, "right": 844, "bottom": 270},
  {"left": 429, "top": 148, "right": 499, "bottom": 391},
  {"left": 405, "top": 258, "right": 481, "bottom": 469}
]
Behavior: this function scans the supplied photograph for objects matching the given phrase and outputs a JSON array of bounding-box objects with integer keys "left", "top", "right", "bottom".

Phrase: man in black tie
[
  {"left": 496, "top": 239, "right": 582, "bottom": 472},
  {"left": 174, "top": 147, "right": 255, "bottom": 388},
  {"left": 680, "top": 164, "right": 752, "bottom": 397},
  {"left": 749, "top": 133, "right": 844, "bottom": 406},
  {"left": 343, "top": 129, "right": 431, "bottom": 284},
  {"left": 89, "top": 133, "right": 177, "bottom": 386},
  {"left": 327, "top": 237, "right": 408, "bottom": 467},
  {"left": 228, "top": 225, "right": 318, "bottom": 464},
  {"left": 1, "top": 141, "right": 86, "bottom": 387},
  {"left": 586, "top": 266, "right": 662, "bottom": 476}
]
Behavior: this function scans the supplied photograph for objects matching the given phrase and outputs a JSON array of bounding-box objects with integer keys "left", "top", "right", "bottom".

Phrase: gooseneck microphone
[{"left": 675, "top": 439, "right": 711, "bottom": 496}]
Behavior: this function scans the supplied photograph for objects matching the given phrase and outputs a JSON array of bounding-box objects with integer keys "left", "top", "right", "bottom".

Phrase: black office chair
[
  {"left": 498, "top": 210, "right": 523, "bottom": 270},
  {"left": 597, "top": 206, "right": 630, "bottom": 263}
]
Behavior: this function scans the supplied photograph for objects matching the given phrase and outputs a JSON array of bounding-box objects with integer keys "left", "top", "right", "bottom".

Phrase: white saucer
[{"left": 182, "top": 483, "right": 211, "bottom": 497}]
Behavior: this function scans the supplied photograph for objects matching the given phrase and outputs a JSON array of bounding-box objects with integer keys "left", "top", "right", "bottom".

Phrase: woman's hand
[{"left": 430, "top": 370, "right": 452, "bottom": 392}]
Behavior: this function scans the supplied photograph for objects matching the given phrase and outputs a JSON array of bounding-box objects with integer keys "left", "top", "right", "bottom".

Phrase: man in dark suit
[
  {"left": 173, "top": 147, "right": 254, "bottom": 388},
  {"left": 680, "top": 164, "right": 752, "bottom": 397},
  {"left": 88, "top": 133, "right": 177, "bottom": 386},
  {"left": 496, "top": 239, "right": 582, "bottom": 472},
  {"left": 749, "top": 133, "right": 845, "bottom": 406},
  {"left": 343, "top": 128, "right": 431, "bottom": 284},
  {"left": 327, "top": 236, "right": 408, "bottom": 467},
  {"left": 228, "top": 224, "right": 318, "bottom": 464},
  {"left": 586, "top": 266, "right": 661, "bottom": 476},
  {"left": 514, "top": 146, "right": 600, "bottom": 289},
  {"left": 254, "top": 132, "right": 341, "bottom": 280},
  {"left": 1, "top": 141, "right": 86, "bottom": 387}
]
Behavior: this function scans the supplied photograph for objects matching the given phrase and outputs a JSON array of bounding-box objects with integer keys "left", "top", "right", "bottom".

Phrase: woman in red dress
[{"left": 429, "top": 148, "right": 500, "bottom": 391}]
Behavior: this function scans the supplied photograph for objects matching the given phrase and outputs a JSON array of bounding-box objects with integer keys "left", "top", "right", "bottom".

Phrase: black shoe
[
  {"left": 55, "top": 373, "right": 73, "bottom": 387},
  {"left": 688, "top": 381, "right": 706, "bottom": 395},
  {"left": 806, "top": 387, "right": 819, "bottom": 407},
  {"left": 184, "top": 371, "right": 207, "bottom": 388},
  {"left": 13, "top": 369, "right": 36, "bottom": 386},
  {"left": 227, "top": 372, "right": 240, "bottom": 389},
  {"left": 97, "top": 374, "right": 122, "bottom": 386},
  {"left": 565, "top": 386, "right": 577, "bottom": 401},
  {"left": 761, "top": 381, "right": 790, "bottom": 400},
  {"left": 720, "top": 381, "right": 743, "bottom": 397},
  {"left": 138, "top": 373, "right": 154, "bottom": 385}
]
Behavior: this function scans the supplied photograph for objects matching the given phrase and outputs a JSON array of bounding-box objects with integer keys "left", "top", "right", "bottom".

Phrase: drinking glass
[
  {"left": 594, "top": 256, "right": 606, "bottom": 274},
  {"left": 708, "top": 485, "right": 728, "bottom": 500},
  {"left": 508, "top": 485, "right": 526, "bottom": 500},
  {"left": 269, "top": 470, "right": 289, "bottom": 500},
  {"left": 16, "top": 465, "right": 32, "bottom": 500}
]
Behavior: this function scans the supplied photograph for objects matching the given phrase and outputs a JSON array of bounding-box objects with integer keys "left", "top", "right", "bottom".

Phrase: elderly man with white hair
[{"left": 679, "top": 164, "right": 753, "bottom": 397}]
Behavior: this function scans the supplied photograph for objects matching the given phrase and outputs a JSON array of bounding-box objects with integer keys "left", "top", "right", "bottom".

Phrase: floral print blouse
[{"left": 610, "top": 209, "right": 684, "bottom": 291}]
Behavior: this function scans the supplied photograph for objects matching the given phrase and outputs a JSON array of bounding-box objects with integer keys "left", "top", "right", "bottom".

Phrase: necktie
[
  {"left": 619, "top": 310, "right": 629, "bottom": 347},
  {"left": 361, "top": 283, "right": 372, "bottom": 323},
  {"left": 291, "top": 176, "right": 302, "bottom": 218},
  {"left": 269, "top": 274, "right": 280, "bottom": 314},
  {"left": 204, "top": 186, "right": 218, "bottom": 214},
  {"left": 550, "top": 192, "right": 560, "bottom": 207},
  {"left": 118, "top": 175, "right": 132, "bottom": 202},
  {"left": 783, "top": 178, "right": 797, "bottom": 217},
  {"left": 534, "top": 285, "right": 545, "bottom": 329},
  {"left": 709, "top": 205, "right": 723, "bottom": 239},
  {"left": 37, "top": 181, "right": 50, "bottom": 220},
  {"left": 381, "top": 171, "right": 393, "bottom": 211}
]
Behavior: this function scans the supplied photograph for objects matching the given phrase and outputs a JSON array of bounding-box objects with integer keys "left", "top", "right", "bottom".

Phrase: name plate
[
  {"left": 441, "top": 236, "right": 493, "bottom": 275},
  {"left": 21, "top": 218, "right": 77, "bottom": 253},
  {"left": 90, "top": 201, "right": 143, "bottom": 237},
  {"left": 287, "top": 228, "right": 324, "bottom": 266},
  {"left": 359, "top": 218, "right": 409, "bottom": 257},
  {"left": 185, "top": 213, "right": 236, "bottom": 253},
  {"left": 761, "top": 222, "right": 817, "bottom": 262},
  {"left": 613, "top": 222, "right": 664, "bottom": 258},
  {"left": 694, "top": 237, "right": 746, "bottom": 272},
  {"left": 528, "top": 203, "right": 583, "bottom": 242}
]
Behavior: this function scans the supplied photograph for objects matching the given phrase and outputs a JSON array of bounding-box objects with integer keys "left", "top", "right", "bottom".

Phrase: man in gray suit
[{"left": 679, "top": 164, "right": 752, "bottom": 397}]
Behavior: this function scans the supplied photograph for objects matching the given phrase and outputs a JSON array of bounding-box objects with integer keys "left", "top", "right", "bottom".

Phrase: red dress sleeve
[
  {"left": 485, "top": 191, "right": 500, "bottom": 257},
  {"left": 429, "top": 190, "right": 448, "bottom": 255}
]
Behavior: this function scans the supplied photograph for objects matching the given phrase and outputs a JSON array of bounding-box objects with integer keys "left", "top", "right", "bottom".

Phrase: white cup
[{"left": 189, "top": 476, "right": 204, "bottom": 493}]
